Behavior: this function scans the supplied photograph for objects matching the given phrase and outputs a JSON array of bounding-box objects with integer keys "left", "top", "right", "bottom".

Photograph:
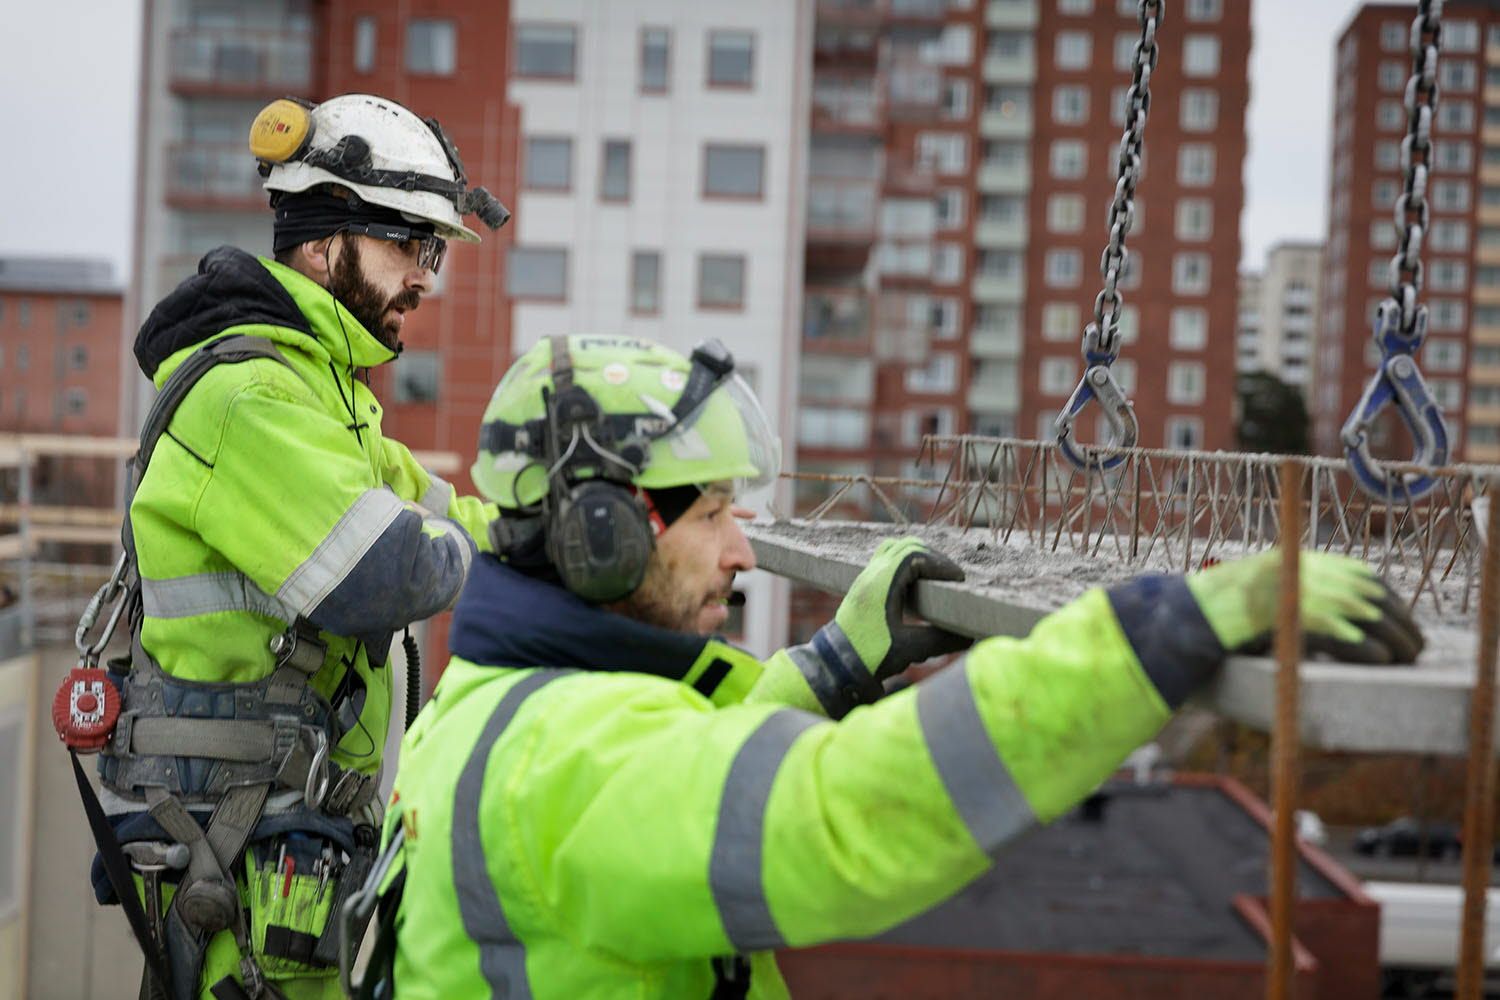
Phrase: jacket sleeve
[
  {"left": 192, "top": 379, "right": 476, "bottom": 636},
  {"left": 498, "top": 576, "right": 1224, "bottom": 962},
  {"left": 379, "top": 437, "right": 499, "bottom": 554}
]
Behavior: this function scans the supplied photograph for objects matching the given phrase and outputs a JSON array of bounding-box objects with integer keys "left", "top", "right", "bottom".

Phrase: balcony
[
  {"left": 971, "top": 327, "right": 1022, "bottom": 359},
  {"left": 985, "top": 0, "right": 1039, "bottom": 29},
  {"left": 977, "top": 159, "right": 1030, "bottom": 193},
  {"left": 806, "top": 180, "right": 878, "bottom": 243},
  {"left": 803, "top": 287, "right": 872, "bottom": 353},
  {"left": 798, "top": 407, "right": 872, "bottom": 451},
  {"left": 980, "top": 105, "right": 1033, "bottom": 139},
  {"left": 887, "top": 0, "right": 945, "bottom": 21},
  {"left": 968, "top": 376, "right": 1019, "bottom": 413},
  {"left": 169, "top": 27, "right": 311, "bottom": 95},
  {"left": 983, "top": 51, "right": 1035, "bottom": 84},
  {"left": 166, "top": 143, "right": 266, "bottom": 211},
  {"left": 971, "top": 272, "right": 1024, "bottom": 302},
  {"left": 814, "top": 27, "right": 881, "bottom": 69},
  {"left": 811, "top": 81, "right": 882, "bottom": 131},
  {"left": 974, "top": 216, "right": 1027, "bottom": 247},
  {"left": 816, "top": 0, "right": 885, "bottom": 26}
]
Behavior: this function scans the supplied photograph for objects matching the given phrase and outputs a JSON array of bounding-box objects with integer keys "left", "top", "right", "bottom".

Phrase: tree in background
[{"left": 1235, "top": 371, "right": 1309, "bottom": 454}]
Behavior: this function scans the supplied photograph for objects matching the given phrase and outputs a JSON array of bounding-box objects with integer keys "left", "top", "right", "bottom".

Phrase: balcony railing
[
  {"left": 166, "top": 143, "right": 266, "bottom": 208},
  {"left": 804, "top": 287, "right": 873, "bottom": 348},
  {"left": 807, "top": 180, "right": 878, "bottom": 239},
  {"left": 169, "top": 27, "right": 312, "bottom": 93},
  {"left": 812, "top": 85, "right": 882, "bottom": 128}
]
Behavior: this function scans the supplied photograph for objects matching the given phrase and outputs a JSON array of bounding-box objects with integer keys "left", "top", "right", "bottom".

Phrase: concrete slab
[{"left": 748, "top": 520, "right": 1494, "bottom": 757}]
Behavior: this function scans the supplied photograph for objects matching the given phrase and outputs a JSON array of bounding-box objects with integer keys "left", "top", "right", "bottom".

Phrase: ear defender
[
  {"left": 547, "top": 481, "right": 655, "bottom": 604},
  {"left": 249, "top": 98, "right": 316, "bottom": 164}
]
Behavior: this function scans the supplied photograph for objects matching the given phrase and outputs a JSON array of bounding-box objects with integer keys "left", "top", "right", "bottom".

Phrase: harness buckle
[{"left": 1340, "top": 300, "right": 1450, "bottom": 501}]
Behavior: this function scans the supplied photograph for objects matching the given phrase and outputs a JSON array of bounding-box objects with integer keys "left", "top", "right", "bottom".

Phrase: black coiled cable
[{"left": 402, "top": 627, "right": 421, "bottom": 729}]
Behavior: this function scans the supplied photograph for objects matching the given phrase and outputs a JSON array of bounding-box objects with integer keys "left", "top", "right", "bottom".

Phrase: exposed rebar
[{"left": 1267, "top": 460, "right": 1304, "bottom": 1000}]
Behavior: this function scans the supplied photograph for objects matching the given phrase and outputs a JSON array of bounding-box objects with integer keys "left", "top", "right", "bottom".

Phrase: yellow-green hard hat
[{"left": 471, "top": 335, "right": 782, "bottom": 508}]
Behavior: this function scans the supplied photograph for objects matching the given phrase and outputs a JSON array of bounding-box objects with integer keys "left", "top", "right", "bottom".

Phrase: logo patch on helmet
[
  {"left": 602, "top": 363, "right": 630, "bottom": 386},
  {"left": 661, "top": 369, "right": 686, "bottom": 392}
]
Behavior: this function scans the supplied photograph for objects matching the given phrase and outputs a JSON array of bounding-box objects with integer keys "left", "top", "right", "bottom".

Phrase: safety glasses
[{"left": 342, "top": 222, "right": 448, "bottom": 275}]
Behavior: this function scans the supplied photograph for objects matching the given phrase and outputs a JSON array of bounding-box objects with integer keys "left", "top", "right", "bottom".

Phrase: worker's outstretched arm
[
  {"left": 379, "top": 437, "right": 500, "bottom": 553},
  {"left": 499, "top": 549, "right": 1420, "bottom": 962},
  {"left": 192, "top": 374, "right": 474, "bottom": 635}
]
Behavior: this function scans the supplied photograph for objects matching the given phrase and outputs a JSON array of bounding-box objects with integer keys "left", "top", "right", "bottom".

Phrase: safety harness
[{"left": 61, "top": 335, "right": 384, "bottom": 1000}]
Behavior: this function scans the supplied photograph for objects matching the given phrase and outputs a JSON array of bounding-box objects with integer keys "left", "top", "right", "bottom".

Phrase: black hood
[{"left": 134, "top": 246, "right": 313, "bottom": 380}]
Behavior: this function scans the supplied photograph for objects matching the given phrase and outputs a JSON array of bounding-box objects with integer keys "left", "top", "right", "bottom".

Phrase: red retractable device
[{"left": 52, "top": 667, "right": 121, "bottom": 753}]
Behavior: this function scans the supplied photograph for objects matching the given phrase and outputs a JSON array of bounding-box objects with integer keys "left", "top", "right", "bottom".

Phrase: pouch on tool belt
[{"left": 245, "top": 833, "right": 342, "bottom": 976}]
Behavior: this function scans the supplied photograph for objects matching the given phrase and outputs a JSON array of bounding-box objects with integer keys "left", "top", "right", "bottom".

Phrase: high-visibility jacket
[
  {"left": 127, "top": 246, "right": 496, "bottom": 778},
  {"left": 386, "top": 554, "right": 1225, "bottom": 998}
]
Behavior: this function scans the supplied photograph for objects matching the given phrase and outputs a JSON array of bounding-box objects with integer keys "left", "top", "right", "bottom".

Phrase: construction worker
[
  {"left": 359, "top": 334, "right": 1423, "bottom": 999},
  {"left": 81, "top": 94, "right": 509, "bottom": 1000}
]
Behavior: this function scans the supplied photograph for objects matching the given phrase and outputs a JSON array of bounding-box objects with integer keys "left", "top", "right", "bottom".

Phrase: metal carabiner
[
  {"left": 1341, "top": 302, "right": 1449, "bottom": 501},
  {"left": 1055, "top": 364, "right": 1139, "bottom": 471},
  {"left": 74, "top": 550, "right": 131, "bottom": 667}
]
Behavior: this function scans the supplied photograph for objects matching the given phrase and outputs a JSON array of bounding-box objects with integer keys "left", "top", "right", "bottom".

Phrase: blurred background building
[{"left": 1237, "top": 241, "right": 1324, "bottom": 387}]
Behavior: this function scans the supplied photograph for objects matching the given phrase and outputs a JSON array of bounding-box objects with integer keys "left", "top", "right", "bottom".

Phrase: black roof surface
[{"left": 876, "top": 781, "right": 1346, "bottom": 963}]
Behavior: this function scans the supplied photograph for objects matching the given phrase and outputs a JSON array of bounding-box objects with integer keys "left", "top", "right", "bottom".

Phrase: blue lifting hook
[
  {"left": 1341, "top": 299, "right": 1449, "bottom": 502},
  {"left": 1054, "top": 323, "right": 1139, "bottom": 471}
]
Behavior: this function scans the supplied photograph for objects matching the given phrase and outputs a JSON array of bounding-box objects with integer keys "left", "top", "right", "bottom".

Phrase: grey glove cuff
[{"left": 786, "top": 622, "right": 883, "bottom": 720}]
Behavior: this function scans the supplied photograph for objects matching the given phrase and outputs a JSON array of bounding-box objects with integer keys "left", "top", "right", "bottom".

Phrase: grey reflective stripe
[
  {"left": 276, "top": 488, "right": 405, "bottom": 615},
  {"left": 419, "top": 473, "right": 454, "bottom": 516},
  {"left": 710, "top": 709, "right": 823, "bottom": 951},
  {"left": 785, "top": 643, "right": 845, "bottom": 717},
  {"left": 141, "top": 571, "right": 296, "bottom": 623},
  {"left": 431, "top": 518, "right": 474, "bottom": 584},
  {"left": 452, "top": 670, "right": 569, "bottom": 1000},
  {"left": 916, "top": 661, "right": 1036, "bottom": 856},
  {"left": 820, "top": 621, "right": 863, "bottom": 677}
]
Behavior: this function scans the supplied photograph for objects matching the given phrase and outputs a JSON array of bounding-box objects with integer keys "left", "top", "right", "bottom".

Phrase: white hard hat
[{"left": 250, "top": 94, "right": 508, "bottom": 243}]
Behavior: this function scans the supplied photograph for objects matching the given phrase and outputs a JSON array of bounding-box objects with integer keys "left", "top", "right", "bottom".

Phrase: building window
[
  {"left": 506, "top": 247, "right": 568, "bottom": 300},
  {"left": 601, "top": 140, "right": 631, "bottom": 201},
  {"left": 1182, "top": 35, "right": 1220, "bottom": 77},
  {"left": 640, "top": 27, "right": 670, "bottom": 93},
  {"left": 1173, "top": 252, "right": 1210, "bottom": 295},
  {"left": 1174, "top": 198, "right": 1213, "bottom": 241},
  {"left": 1185, "top": 0, "right": 1222, "bottom": 20},
  {"left": 1166, "top": 416, "right": 1204, "bottom": 450},
  {"left": 524, "top": 137, "right": 572, "bottom": 190},
  {"left": 934, "top": 189, "right": 965, "bottom": 230},
  {"left": 917, "top": 133, "right": 968, "bottom": 175},
  {"left": 353, "top": 16, "right": 377, "bottom": 73},
  {"left": 1374, "top": 140, "right": 1400, "bottom": 169},
  {"left": 69, "top": 344, "right": 88, "bottom": 370},
  {"left": 1180, "top": 89, "right": 1218, "bottom": 131},
  {"left": 931, "top": 298, "right": 960, "bottom": 340},
  {"left": 16, "top": 345, "right": 27, "bottom": 370},
  {"left": 1429, "top": 260, "right": 1469, "bottom": 292},
  {"left": 1041, "top": 357, "right": 1079, "bottom": 395},
  {"left": 631, "top": 250, "right": 660, "bottom": 314},
  {"left": 978, "top": 249, "right": 1019, "bottom": 277},
  {"left": 1045, "top": 249, "right": 1082, "bottom": 288},
  {"left": 1177, "top": 144, "right": 1215, "bottom": 186},
  {"left": 1059, "top": 0, "right": 1093, "bottom": 12},
  {"left": 1170, "top": 308, "right": 1208, "bottom": 350},
  {"left": 941, "top": 79, "right": 971, "bottom": 119},
  {"left": 906, "top": 353, "right": 958, "bottom": 394},
  {"left": 1047, "top": 194, "right": 1086, "bottom": 234},
  {"left": 405, "top": 18, "right": 456, "bottom": 76},
  {"left": 1438, "top": 101, "right": 1475, "bottom": 132},
  {"left": 703, "top": 144, "right": 765, "bottom": 198},
  {"left": 708, "top": 30, "right": 754, "bottom": 87},
  {"left": 1370, "top": 219, "right": 1397, "bottom": 250},
  {"left": 1427, "top": 339, "right": 1465, "bottom": 372},
  {"left": 1430, "top": 299, "right": 1466, "bottom": 332},
  {"left": 1043, "top": 302, "right": 1080, "bottom": 341},
  {"left": 516, "top": 24, "right": 577, "bottom": 79},
  {"left": 1447, "top": 20, "right": 1481, "bottom": 53},
  {"left": 698, "top": 254, "right": 746, "bottom": 309},
  {"left": 392, "top": 351, "right": 440, "bottom": 403},
  {"left": 1372, "top": 179, "right": 1399, "bottom": 207},
  {"left": 1114, "top": 32, "right": 1139, "bottom": 72},
  {"left": 1436, "top": 141, "right": 1474, "bottom": 172},
  {"left": 1052, "top": 85, "right": 1089, "bottom": 125},
  {"left": 1380, "top": 22, "right": 1406, "bottom": 52},
  {"left": 1441, "top": 60, "right": 1477, "bottom": 93},
  {"left": 1377, "top": 100, "right": 1405, "bottom": 130},
  {"left": 1049, "top": 139, "right": 1087, "bottom": 179},
  {"left": 932, "top": 243, "right": 963, "bottom": 285},
  {"left": 1055, "top": 31, "right": 1091, "bottom": 70},
  {"left": 1378, "top": 61, "right": 1404, "bottom": 91},
  {"left": 1433, "top": 180, "right": 1472, "bottom": 212}
]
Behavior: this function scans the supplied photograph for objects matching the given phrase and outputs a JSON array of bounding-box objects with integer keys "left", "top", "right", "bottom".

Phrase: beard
[
  {"left": 328, "top": 236, "right": 420, "bottom": 353},
  {"left": 612, "top": 551, "right": 730, "bottom": 636}
]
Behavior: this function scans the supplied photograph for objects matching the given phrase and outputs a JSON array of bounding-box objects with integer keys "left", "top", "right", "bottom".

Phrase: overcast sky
[{"left": 0, "top": 0, "right": 1363, "bottom": 285}]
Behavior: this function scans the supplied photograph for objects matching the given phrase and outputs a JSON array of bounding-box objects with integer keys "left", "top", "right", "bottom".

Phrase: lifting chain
[
  {"left": 1341, "top": 0, "right": 1450, "bottom": 501},
  {"left": 1054, "top": 0, "right": 1160, "bottom": 471}
]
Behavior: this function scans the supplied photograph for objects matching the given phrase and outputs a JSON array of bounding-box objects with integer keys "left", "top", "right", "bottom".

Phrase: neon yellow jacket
[
  {"left": 128, "top": 247, "right": 496, "bottom": 776},
  {"left": 386, "top": 556, "right": 1225, "bottom": 997}
]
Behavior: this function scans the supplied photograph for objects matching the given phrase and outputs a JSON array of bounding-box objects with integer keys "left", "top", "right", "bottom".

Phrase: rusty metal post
[
  {"left": 1455, "top": 477, "right": 1500, "bottom": 999},
  {"left": 1267, "top": 459, "right": 1303, "bottom": 1000}
]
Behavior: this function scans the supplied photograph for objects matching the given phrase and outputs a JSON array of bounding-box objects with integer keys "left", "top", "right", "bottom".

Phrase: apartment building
[
  {"left": 1015, "top": 0, "right": 1249, "bottom": 454},
  {"left": 1237, "top": 242, "right": 1324, "bottom": 387},
  {"left": 0, "top": 259, "right": 124, "bottom": 439},
  {"left": 1316, "top": 3, "right": 1490, "bottom": 460}
]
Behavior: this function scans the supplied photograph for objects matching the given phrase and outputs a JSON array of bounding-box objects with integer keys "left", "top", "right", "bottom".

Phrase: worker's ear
[{"left": 295, "top": 234, "right": 339, "bottom": 287}]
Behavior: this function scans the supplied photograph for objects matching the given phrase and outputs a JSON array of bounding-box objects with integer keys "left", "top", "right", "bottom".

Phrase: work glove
[
  {"left": 830, "top": 536, "right": 974, "bottom": 686},
  {"left": 1186, "top": 549, "right": 1423, "bottom": 665}
]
